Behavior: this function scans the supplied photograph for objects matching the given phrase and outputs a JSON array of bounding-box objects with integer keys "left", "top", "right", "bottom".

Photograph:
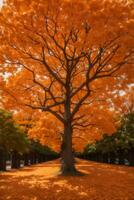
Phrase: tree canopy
[
  {"left": 0, "top": 109, "right": 29, "bottom": 153},
  {"left": 84, "top": 110, "right": 134, "bottom": 156},
  {"left": 0, "top": 0, "right": 133, "bottom": 174}
]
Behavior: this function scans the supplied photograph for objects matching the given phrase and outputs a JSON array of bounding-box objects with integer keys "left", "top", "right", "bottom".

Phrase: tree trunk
[
  {"left": 109, "top": 152, "right": 115, "bottom": 164},
  {"left": 32, "top": 152, "right": 37, "bottom": 164},
  {"left": 60, "top": 123, "right": 77, "bottom": 175},
  {"left": 102, "top": 153, "right": 109, "bottom": 163},
  {"left": 11, "top": 151, "right": 20, "bottom": 169},
  {"left": 118, "top": 150, "right": 125, "bottom": 165},
  {"left": 128, "top": 149, "right": 134, "bottom": 166},
  {"left": 23, "top": 153, "right": 29, "bottom": 166},
  {"left": 0, "top": 150, "right": 6, "bottom": 171},
  {"left": 30, "top": 152, "right": 35, "bottom": 165}
]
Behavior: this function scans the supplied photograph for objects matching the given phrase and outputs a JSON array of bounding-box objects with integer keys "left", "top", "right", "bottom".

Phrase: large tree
[{"left": 0, "top": 0, "right": 133, "bottom": 174}]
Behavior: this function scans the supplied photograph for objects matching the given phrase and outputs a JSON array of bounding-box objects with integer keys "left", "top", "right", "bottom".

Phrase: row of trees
[
  {"left": 78, "top": 112, "right": 134, "bottom": 166},
  {"left": 0, "top": 109, "right": 59, "bottom": 171},
  {"left": 0, "top": 0, "right": 133, "bottom": 175}
]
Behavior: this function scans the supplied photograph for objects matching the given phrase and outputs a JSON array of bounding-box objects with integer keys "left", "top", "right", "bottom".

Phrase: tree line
[
  {"left": 0, "top": 109, "right": 59, "bottom": 171},
  {"left": 0, "top": 0, "right": 133, "bottom": 175},
  {"left": 77, "top": 112, "right": 134, "bottom": 166}
]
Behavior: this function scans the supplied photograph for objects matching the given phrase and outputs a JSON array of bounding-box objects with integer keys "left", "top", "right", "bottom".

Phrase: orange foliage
[{"left": 0, "top": 0, "right": 133, "bottom": 152}]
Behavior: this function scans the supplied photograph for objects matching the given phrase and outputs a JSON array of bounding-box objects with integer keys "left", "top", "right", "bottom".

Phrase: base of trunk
[
  {"left": 60, "top": 159, "right": 84, "bottom": 176},
  {"left": 60, "top": 167, "right": 84, "bottom": 176}
]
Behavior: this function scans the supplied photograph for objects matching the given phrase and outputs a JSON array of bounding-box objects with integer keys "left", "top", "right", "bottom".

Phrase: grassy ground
[{"left": 0, "top": 159, "right": 134, "bottom": 200}]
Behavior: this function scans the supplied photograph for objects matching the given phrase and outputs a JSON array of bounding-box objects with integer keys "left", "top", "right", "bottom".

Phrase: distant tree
[
  {"left": 84, "top": 143, "right": 96, "bottom": 155},
  {"left": 29, "top": 140, "right": 58, "bottom": 163},
  {"left": 84, "top": 111, "right": 134, "bottom": 165},
  {"left": 0, "top": 109, "right": 29, "bottom": 170},
  {"left": 115, "top": 111, "right": 134, "bottom": 165}
]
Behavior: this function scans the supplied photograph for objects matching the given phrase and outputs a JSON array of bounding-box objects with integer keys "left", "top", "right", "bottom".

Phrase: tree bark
[
  {"left": 0, "top": 150, "right": 6, "bottom": 171},
  {"left": 118, "top": 150, "right": 125, "bottom": 165},
  {"left": 128, "top": 149, "right": 134, "bottom": 166},
  {"left": 60, "top": 123, "right": 77, "bottom": 175},
  {"left": 109, "top": 152, "right": 115, "bottom": 164},
  {"left": 30, "top": 152, "right": 35, "bottom": 165},
  {"left": 11, "top": 151, "right": 20, "bottom": 169},
  {"left": 102, "top": 153, "right": 109, "bottom": 163},
  {"left": 24, "top": 153, "right": 29, "bottom": 166}
]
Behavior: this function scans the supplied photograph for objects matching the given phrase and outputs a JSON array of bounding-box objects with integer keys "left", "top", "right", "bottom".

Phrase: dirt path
[{"left": 0, "top": 159, "right": 134, "bottom": 200}]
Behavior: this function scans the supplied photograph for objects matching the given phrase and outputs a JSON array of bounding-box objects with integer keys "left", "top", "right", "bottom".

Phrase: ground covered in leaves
[{"left": 0, "top": 159, "right": 134, "bottom": 200}]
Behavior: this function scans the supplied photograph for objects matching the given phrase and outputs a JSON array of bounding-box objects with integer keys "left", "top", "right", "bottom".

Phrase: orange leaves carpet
[{"left": 0, "top": 159, "right": 134, "bottom": 200}]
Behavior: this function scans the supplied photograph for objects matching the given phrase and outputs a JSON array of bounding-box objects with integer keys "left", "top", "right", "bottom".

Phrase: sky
[{"left": 0, "top": 0, "right": 3, "bottom": 7}]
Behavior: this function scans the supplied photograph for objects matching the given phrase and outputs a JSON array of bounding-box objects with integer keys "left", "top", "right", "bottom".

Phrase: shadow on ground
[{"left": 0, "top": 159, "right": 134, "bottom": 200}]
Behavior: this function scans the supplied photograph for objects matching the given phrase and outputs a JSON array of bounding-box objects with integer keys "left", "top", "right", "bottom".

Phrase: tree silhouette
[{"left": 0, "top": 0, "right": 133, "bottom": 174}]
